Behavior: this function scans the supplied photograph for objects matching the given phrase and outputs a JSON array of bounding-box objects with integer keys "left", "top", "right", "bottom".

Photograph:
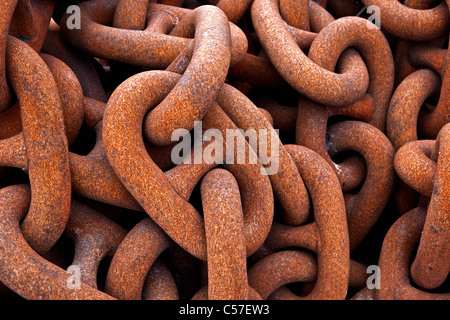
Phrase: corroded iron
[
  {"left": 361, "top": 0, "right": 449, "bottom": 41},
  {"left": 262, "top": 144, "right": 350, "bottom": 299},
  {"left": 0, "top": 0, "right": 448, "bottom": 302},
  {"left": 6, "top": 35, "right": 71, "bottom": 254},
  {"left": 410, "top": 124, "right": 450, "bottom": 289}
]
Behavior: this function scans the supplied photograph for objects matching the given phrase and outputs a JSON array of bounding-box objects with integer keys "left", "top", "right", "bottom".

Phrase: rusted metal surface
[
  {"left": 296, "top": 94, "right": 374, "bottom": 190},
  {"left": 0, "top": 0, "right": 17, "bottom": 112},
  {"left": 410, "top": 124, "right": 450, "bottom": 290},
  {"left": 361, "top": 0, "right": 450, "bottom": 41},
  {"left": 105, "top": 217, "right": 170, "bottom": 300},
  {"left": 9, "top": 0, "right": 56, "bottom": 52},
  {"left": 395, "top": 140, "right": 436, "bottom": 197},
  {"left": 6, "top": 34, "right": 71, "bottom": 254},
  {"left": 0, "top": 0, "right": 448, "bottom": 302},
  {"left": 64, "top": 200, "right": 128, "bottom": 289},
  {"left": 378, "top": 207, "right": 450, "bottom": 300},
  {"left": 201, "top": 168, "right": 248, "bottom": 300},
  {"left": 143, "top": 5, "right": 232, "bottom": 146},
  {"left": 326, "top": 121, "right": 396, "bottom": 252},
  {"left": 387, "top": 69, "right": 441, "bottom": 151},
  {"left": 142, "top": 258, "right": 179, "bottom": 300},
  {"left": 0, "top": 184, "right": 114, "bottom": 300},
  {"left": 252, "top": 0, "right": 370, "bottom": 107},
  {"left": 262, "top": 144, "right": 349, "bottom": 299}
]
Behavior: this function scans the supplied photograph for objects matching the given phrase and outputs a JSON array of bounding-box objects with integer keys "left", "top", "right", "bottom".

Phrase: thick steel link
[
  {"left": 0, "top": 101, "right": 22, "bottom": 139},
  {"left": 6, "top": 35, "right": 71, "bottom": 254},
  {"left": 200, "top": 102, "right": 274, "bottom": 256},
  {"left": 212, "top": 0, "right": 253, "bottom": 24},
  {"left": 41, "top": 53, "right": 84, "bottom": 146},
  {"left": 252, "top": 0, "right": 370, "bottom": 107},
  {"left": 201, "top": 168, "right": 248, "bottom": 300},
  {"left": 418, "top": 43, "right": 450, "bottom": 139},
  {"left": 60, "top": 1, "right": 247, "bottom": 69},
  {"left": 263, "top": 144, "right": 350, "bottom": 299},
  {"left": 41, "top": 29, "right": 108, "bottom": 102},
  {"left": 307, "top": 16, "right": 394, "bottom": 130},
  {"left": 143, "top": 5, "right": 232, "bottom": 146},
  {"left": 9, "top": 0, "right": 55, "bottom": 52},
  {"left": 0, "top": 184, "right": 114, "bottom": 300},
  {"left": 387, "top": 68, "right": 441, "bottom": 151},
  {"left": 393, "top": 0, "right": 442, "bottom": 85},
  {"left": 248, "top": 250, "right": 317, "bottom": 299},
  {"left": 113, "top": 0, "right": 148, "bottom": 31},
  {"left": 408, "top": 44, "right": 447, "bottom": 75},
  {"left": 104, "top": 71, "right": 276, "bottom": 260},
  {"left": 142, "top": 258, "right": 179, "bottom": 300},
  {"left": 248, "top": 249, "right": 368, "bottom": 299},
  {"left": 280, "top": 0, "right": 310, "bottom": 31},
  {"left": 326, "top": 121, "right": 396, "bottom": 251},
  {"left": 410, "top": 124, "right": 450, "bottom": 289},
  {"left": 215, "top": 84, "right": 311, "bottom": 226},
  {"left": 379, "top": 207, "right": 450, "bottom": 300},
  {"left": 361, "top": 0, "right": 449, "bottom": 41},
  {"left": 105, "top": 217, "right": 170, "bottom": 300},
  {"left": 64, "top": 200, "right": 127, "bottom": 289},
  {"left": 0, "top": 0, "right": 448, "bottom": 301},
  {"left": 103, "top": 71, "right": 207, "bottom": 260},
  {"left": 144, "top": 41, "right": 306, "bottom": 229},
  {"left": 395, "top": 140, "right": 436, "bottom": 197},
  {"left": 0, "top": 0, "right": 17, "bottom": 112},
  {"left": 0, "top": 119, "right": 143, "bottom": 211},
  {"left": 295, "top": 94, "right": 374, "bottom": 191}
]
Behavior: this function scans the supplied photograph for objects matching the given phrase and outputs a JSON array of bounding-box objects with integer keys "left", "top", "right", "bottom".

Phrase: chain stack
[{"left": 0, "top": 0, "right": 448, "bottom": 300}]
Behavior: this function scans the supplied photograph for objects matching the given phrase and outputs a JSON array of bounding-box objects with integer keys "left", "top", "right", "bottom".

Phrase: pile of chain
[{"left": 0, "top": 0, "right": 448, "bottom": 300}]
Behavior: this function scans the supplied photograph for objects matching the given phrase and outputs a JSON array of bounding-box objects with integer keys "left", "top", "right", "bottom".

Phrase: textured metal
[
  {"left": 262, "top": 144, "right": 349, "bottom": 299},
  {"left": 0, "top": 0, "right": 448, "bottom": 301},
  {"left": 378, "top": 207, "right": 450, "bottom": 300},
  {"left": 361, "top": 0, "right": 449, "bottom": 41},
  {"left": 6, "top": 35, "right": 71, "bottom": 254},
  {"left": 410, "top": 124, "right": 450, "bottom": 289},
  {"left": 0, "top": 184, "right": 114, "bottom": 300}
]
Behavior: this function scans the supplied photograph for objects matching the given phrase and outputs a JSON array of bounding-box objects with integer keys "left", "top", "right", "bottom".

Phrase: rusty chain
[{"left": 0, "top": 0, "right": 448, "bottom": 301}]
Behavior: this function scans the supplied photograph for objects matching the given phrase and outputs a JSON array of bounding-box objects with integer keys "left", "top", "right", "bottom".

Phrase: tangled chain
[{"left": 0, "top": 0, "right": 448, "bottom": 300}]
